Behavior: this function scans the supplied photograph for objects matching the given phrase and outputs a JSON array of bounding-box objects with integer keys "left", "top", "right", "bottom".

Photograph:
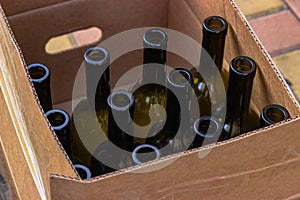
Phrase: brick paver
[
  {"left": 235, "top": 0, "right": 285, "bottom": 19},
  {"left": 45, "top": 35, "right": 74, "bottom": 54},
  {"left": 285, "top": 0, "right": 300, "bottom": 19},
  {"left": 274, "top": 50, "right": 300, "bottom": 99},
  {"left": 250, "top": 10, "right": 300, "bottom": 56},
  {"left": 71, "top": 27, "right": 102, "bottom": 46}
]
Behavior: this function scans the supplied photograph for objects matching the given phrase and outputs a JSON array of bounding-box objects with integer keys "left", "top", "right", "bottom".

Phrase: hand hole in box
[{"left": 45, "top": 27, "right": 103, "bottom": 55}]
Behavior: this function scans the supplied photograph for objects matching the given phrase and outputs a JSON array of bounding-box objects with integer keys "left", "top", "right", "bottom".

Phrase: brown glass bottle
[
  {"left": 90, "top": 91, "right": 135, "bottom": 176},
  {"left": 70, "top": 47, "right": 110, "bottom": 168},
  {"left": 260, "top": 104, "right": 290, "bottom": 127},
  {"left": 27, "top": 63, "right": 53, "bottom": 112},
  {"left": 46, "top": 109, "right": 72, "bottom": 160},
  {"left": 190, "top": 16, "right": 228, "bottom": 117},
  {"left": 132, "top": 28, "right": 168, "bottom": 142},
  {"left": 221, "top": 56, "right": 259, "bottom": 140}
]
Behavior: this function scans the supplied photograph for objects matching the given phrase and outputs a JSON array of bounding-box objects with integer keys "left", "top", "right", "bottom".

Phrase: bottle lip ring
[
  {"left": 230, "top": 56, "right": 256, "bottom": 77},
  {"left": 107, "top": 90, "right": 134, "bottom": 111},
  {"left": 261, "top": 104, "right": 290, "bottom": 125},
  {"left": 74, "top": 164, "right": 92, "bottom": 180},
  {"left": 143, "top": 28, "right": 168, "bottom": 48},
  {"left": 84, "top": 47, "right": 110, "bottom": 66},
  {"left": 27, "top": 63, "right": 50, "bottom": 83},
  {"left": 46, "top": 109, "right": 70, "bottom": 131},
  {"left": 132, "top": 144, "right": 161, "bottom": 165},
  {"left": 203, "top": 16, "right": 228, "bottom": 35},
  {"left": 194, "top": 116, "right": 221, "bottom": 138},
  {"left": 167, "top": 68, "right": 193, "bottom": 88}
]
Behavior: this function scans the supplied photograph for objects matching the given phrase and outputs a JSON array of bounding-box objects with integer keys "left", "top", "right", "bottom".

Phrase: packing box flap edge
[{"left": 49, "top": 116, "right": 300, "bottom": 199}]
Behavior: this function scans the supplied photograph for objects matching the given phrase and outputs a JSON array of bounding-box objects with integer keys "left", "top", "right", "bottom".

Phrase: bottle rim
[
  {"left": 261, "top": 104, "right": 290, "bottom": 125},
  {"left": 132, "top": 144, "right": 161, "bottom": 165},
  {"left": 167, "top": 68, "right": 193, "bottom": 88},
  {"left": 230, "top": 56, "right": 256, "bottom": 77},
  {"left": 143, "top": 28, "right": 168, "bottom": 49},
  {"left": 107, "top": 90, "right": 134, "bottom": 111},
  {"left": 84, "top": 47, "right": 110, "bottom": 66},
  {"left": 46, "top": 109, "right": 70, "bottom": 131},
  {"left": 203, "top": 16, "right": 228, "bottom": 35},
  {"left": 27, "top": 63, "right": 50, "bottom": 83},
  {"left": 193, "top": 116, "right": 221, "bottom": 138},
  {"left": 74, "top": 164, "right": 92, "bottom": 180}
]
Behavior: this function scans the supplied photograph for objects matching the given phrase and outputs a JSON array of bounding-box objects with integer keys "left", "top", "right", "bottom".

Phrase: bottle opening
[
  {"left": 264, "top": 104, "right": 290, "bottom": 124},
  {"left": 84, "top": 47, "right": 109, "bottom": 65},
  {"left": 203, "top": 16, "right": 228, "bottom": 33},
  {"left": 132, "top": 144, "right": 161, "bottom": 165},
  {"left": 206, "top": 18, "right": 225, "bottom": 30},
  {"left": 108, "top": 91, "right": 134, "bottom": 111},
  {"left": 74, "top": 164, "right": 92, "bottom": 180},
  {"left": 27, "top": 63, "right": 49, "bottom": 83},
  {"left": 194, "top": 116, "right": 220, "bottom": 138},
  {"left": 168, "top": 68, "right": 193, "bottom": 88},
  {"left": 231, "top": 56, "right": 256, "bottom": 76},
  {"left": 46, "top": 109, "right": 69, "bottom": 131},
  {"left": 143, "top": 28, "right": 168, "bottom": 48}
]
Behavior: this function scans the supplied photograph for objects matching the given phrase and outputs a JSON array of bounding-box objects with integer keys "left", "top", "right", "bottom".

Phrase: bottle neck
[
  {"left": 74, "top": 164, "right": 92, "bottom": 180},
  {"left": 46, "top": 109, "right": 72, "bottom": 160},
  {"left": 27, "top": 63, "right": 53, "bottom": 112},
  {"left": 107, "top": 91, "right": 135, "bottom": 151},
  {"left": 142, "top": 28, "right": 167, "bottom": 84},
  {"left": 225, "top": 56, "right": 256, "bottom": 137},
  {"left": 84, "top": 47, "right": 111, "bottom": 111},
  {"left": 132, "top": 144, "right": 161, "bottom": 165},
  {"left": 200, "top": 16, "right": 228, "bottom": 73}
]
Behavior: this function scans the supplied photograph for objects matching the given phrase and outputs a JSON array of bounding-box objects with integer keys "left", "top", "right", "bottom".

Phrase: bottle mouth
[
  {"left": 230, "top": 56, "right": 256, "bottom": 77},
  {"left": 194, "top": 116, "right": 221, "bottom": 138},
  {"left": 167, "top": 68, "right": 193, "bottom": 88},
  {"left": 261, "top": 104, "right": 290, "bottom": 125},
  {"left": 46, "top": 109, "right": 70, "bottom": 131},
  {"left": 27, "top": 63, "right": 50, "bottom": 83},
  {"left": 84, "top": 47, "right": 110, "bottom": 66},
  {"left": 108, "top": 91, "right": 134, "bottom": 111},
  {"left": 203, "top": 16, "right": 228, "bottom": 34},
  {"left": 143, "top": 28, "right": 168, "bottom": 49},
  {"left": 74, "top": 164, "right": 92, "bottom": 180},
  {"left": 132, "top": 144, "right": 161, "bottom": 165}
]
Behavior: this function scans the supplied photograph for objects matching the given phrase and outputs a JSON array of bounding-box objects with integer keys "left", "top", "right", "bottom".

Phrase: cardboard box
[{"left": 0, "top": 0, "right": 300, "bottom": 199}]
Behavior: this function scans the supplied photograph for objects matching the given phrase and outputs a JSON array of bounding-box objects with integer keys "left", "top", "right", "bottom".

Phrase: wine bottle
[
  {"left": 189, "top": 116, "right": 222, "bottom": 149},
  {"left": 70, "top": 47, "right": 110, "bottom": 168},
  {"left": 132, "top": 28, "right": 168, "bottom": 142},
  {"left": 221, "top": 56, "right": 259, "bottom": 140},
  {"left": 90, "top": 91, "right": 135, "bottom": 176},
  {"left": 132, "top": 144, "right": 161, "bottom": 165},
  {"left": 46, "top": 109, "right": 72, "bottom": 160},
  {"left": 190, "top": 16, "right": 228, "bottom": 116},
  {"left": 27, "top": 63, "right": 53, "bottom": 112},
  {"left": 74, "top": 164, "right": 92, "bottom": 180},
  {"left": 260, "top": 104, "right": 290, "bottom": 127}
]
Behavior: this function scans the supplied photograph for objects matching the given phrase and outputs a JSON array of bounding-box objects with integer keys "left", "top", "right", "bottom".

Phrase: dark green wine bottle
[
  {"left": 90, "top": 91, "right": 135, "bottom": 176},
  {"left": 70, "top": 47, "right": 110, "bottom": 168},
  {"left": 27, "top": 63, "right": 53, "bottom": 112},
  {"left": 46, "top": 109, "right": 72, "bottom": 160},
  {"left": 190, "top": 16, "right": 228, "bottom": 117},
  {"left": 132, "top": 28, "right": 168, "bottom": 142},
  {"left": 189, "top": 116, "right": 222, "bottom": 149},
  {"left": 221, "top": 56, "right": 259, "bottom": 140},
  {"left": 260, "top": 104, "right": 290, "bottom": 127},
  {"left": 74, "top": 164, "right": 92, "bottom": 180}
]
